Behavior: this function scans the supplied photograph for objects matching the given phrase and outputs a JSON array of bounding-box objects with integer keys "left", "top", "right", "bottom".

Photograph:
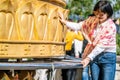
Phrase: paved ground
[
  {"left": 115, "top": 56, "right": 120, "bottom": 80},
  {"left": 115, "top": 63, "right": 120, "bottom": 80}
]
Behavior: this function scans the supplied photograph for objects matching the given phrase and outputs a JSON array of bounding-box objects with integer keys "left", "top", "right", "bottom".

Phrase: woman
[{"left": 59, "top": 1, "right": 116, "bottom": 80}]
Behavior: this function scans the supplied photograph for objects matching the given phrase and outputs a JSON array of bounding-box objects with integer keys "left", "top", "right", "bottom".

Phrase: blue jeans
[
  {"left": 82, "top": 66, "right": 90, "bottom": 80},
  {"left": 90, "top": 52, "right": 116, "bottom": 80}
]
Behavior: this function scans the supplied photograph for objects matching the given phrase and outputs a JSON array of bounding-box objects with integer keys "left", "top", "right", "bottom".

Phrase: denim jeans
[
  {"left": 82, "top": 66, "right": 91, "bottom": 80},
  {"left": 90, "top": 52, "right": 116, "bottom": 80}
]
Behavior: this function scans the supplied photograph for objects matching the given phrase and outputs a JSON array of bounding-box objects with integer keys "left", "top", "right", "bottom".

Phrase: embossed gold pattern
[{"left": 0, "top": 0, "right": 69, "bottom": 58}]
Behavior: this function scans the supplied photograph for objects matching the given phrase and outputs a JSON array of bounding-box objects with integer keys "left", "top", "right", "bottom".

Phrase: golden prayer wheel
[{"left": 0, "top": 0, "right": 69, "bottom": 58}]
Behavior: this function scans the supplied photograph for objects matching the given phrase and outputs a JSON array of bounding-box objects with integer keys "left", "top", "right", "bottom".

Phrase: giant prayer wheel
[{"left": 0, "top": 0, "right": 69, "bottom": 58}]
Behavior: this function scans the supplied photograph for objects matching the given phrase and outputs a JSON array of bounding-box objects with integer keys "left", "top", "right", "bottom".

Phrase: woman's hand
[
  {"left": 81, "top": 57, "right": 91, "bottom": 68},
  {"left": 58, "top": 12, "right": 67, "bottom": 24}
]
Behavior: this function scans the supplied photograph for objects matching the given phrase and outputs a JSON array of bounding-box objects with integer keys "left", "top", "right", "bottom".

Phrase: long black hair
[{"left": 93, "top": 0, "right": 113, "bottom": 18}]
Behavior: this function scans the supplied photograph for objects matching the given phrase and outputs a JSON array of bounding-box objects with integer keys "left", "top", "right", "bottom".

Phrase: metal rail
[{"left": 0, "top": 58, "right": 83, "bottom": 70}]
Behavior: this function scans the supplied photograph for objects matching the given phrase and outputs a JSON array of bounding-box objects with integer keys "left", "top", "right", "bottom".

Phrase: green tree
[
  {"left": 112, "top": 0, "right": 120, "bottom": 12},
  {"left": 66, "top": 0, "right": 94, "bottom": 19},
  {"left": 66, "top": 0, "right": 120, "bottom": 19},
  {"left": 116, "top": 34, "right": 120, "bottom": 55}
]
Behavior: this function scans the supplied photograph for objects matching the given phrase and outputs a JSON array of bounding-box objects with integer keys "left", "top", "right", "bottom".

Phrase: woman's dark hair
[
  {"left": 93, "top": 0, "right": 113, "bottom": 18},
  {"left": 88, "top": 14, "right": 95, "bottom": 17}
]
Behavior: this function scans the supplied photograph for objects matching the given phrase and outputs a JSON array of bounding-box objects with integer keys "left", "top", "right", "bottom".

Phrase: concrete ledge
[
  {"left": 116, "top": 56, "right": 120, "bottom": 80},
  {"left": 117, "top": 56, "right": 120, "bottom": 63}
]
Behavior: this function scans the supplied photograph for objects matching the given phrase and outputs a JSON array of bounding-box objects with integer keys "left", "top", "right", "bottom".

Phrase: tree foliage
[
  {"left": 117, "top": 34, "right": 120, "bottom": 55},
  {"left": 66, "top": 0, "right": 120, "bottom": 19},
  {"left": 112, "top": 0, "right": 120, "bottom": 12},
  {"left": 66, "top": 0, "right": 94, "bottom": 19}
]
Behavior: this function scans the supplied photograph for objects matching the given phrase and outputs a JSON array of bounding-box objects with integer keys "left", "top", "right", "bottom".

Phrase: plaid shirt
[
  {"left": 66, "top": 18, "right": 116, "bottom": 60},
  {"left": 92, "top": 19, "right": 116, "bottom": 47}
]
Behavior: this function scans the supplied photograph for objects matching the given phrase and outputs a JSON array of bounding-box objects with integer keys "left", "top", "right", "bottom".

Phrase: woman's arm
[
  {"left": 59, "top": 12, "right": 83, "bottom": 30},
  {"left": 87, "top": 45, "right": 105, "bottom": 60},
  {"left": 66, "top": 21, "right": 83, "bottom": 30},
  {"left": 81, "top": 45, "right": 105, "bottom": 68}
]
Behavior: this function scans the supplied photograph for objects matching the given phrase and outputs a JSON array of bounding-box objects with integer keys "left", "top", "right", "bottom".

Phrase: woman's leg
[
  {"left": 82, "top": 66, "right": 90, "bottom": 80},
  {"left": 98, "top": 52, "right": 116, "bottom": 80},
  {"left": 90, "top": 52, "right": 116, "bottom": 80},
  {"left": 90, "top": 62, "right": 100, "bottom": 80},
  {"left": 100, "top": 63, "right": 116, "bottom": 80}
]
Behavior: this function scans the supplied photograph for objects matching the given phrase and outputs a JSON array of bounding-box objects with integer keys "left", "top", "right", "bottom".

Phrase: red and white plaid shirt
[
  {"left": 92, "top": 18, "right": 116, "bottom": 47},
  {"left": 66, "top": 18, "right": 116, "bottom": 60}
]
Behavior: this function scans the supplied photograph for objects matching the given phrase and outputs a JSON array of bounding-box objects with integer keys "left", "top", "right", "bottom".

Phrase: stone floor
[{"left": 115, "top": 63, "right": 120, "bottom": 80}]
